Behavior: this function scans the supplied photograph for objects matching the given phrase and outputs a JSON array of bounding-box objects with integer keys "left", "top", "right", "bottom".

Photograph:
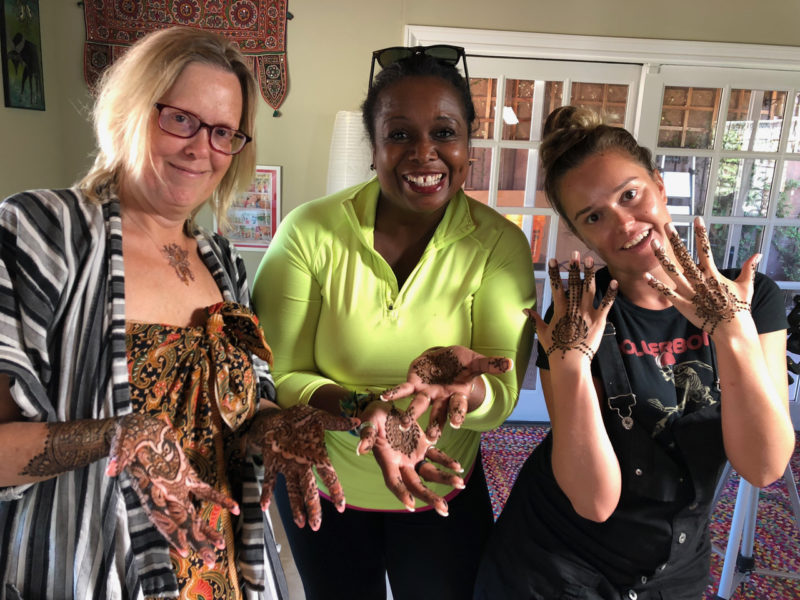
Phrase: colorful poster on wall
[{"left": 221, "top": 165, "right": 281, "bottom": 250}]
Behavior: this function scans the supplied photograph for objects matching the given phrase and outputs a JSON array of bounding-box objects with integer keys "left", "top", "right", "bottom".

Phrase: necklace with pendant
[{"left": 126, "top": 213, "right": 196, "bottom": 286}]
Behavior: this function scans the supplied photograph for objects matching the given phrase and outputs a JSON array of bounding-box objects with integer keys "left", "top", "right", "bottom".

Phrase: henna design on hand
[
  {"left": 107, "top": 413, "right": 233, "bottom": 565},
  {"left": 600, "top": 283, "right": 619, "bottom": 309},
  {"left": 666, "top": 225, "right": 750, "bottom": 334},
  {"left": 384, "top": 407, "right": 421, "bottom": 457},
  {"left": 412, "top": 348, "right": 466, "bottom": 385},
  {"left": 247, "top": 405, "right": 356, "bottom": 528},
  {"left": 582, "top": 259, "right": 595, "bottom": 293},
  {"left": 690, "top": 278, "right": 751, "bottom": 334},
  {"left": 548, "top": 260, "right": 562, "bottom": 291},
  {"left": 653, "top": 243, "right": 680, "bottom": 276},
  {"left": 22, "top": 418, "right": 117, "bottom": 477},
  {"left": 695, "top": 220, "right": 712, "bottom": 263},
  {"left": 646, "top": 277, "right": 677, "bottom": 298},
  {"left": 546, "top": 261, "right": 594, "bottom": 360},
  {"left": 447, "top": 394, "right": 467, "bottom": 429},
  {"left": 667, "top": 228, "right": 703, "bottom": 282}
]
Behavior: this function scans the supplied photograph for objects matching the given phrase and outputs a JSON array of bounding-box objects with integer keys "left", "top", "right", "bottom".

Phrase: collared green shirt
[{"left": 253, "top": 178, "right": 535, "bottom": 509}]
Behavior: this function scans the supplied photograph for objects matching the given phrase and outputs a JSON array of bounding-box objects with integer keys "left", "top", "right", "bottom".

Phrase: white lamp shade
[{"left": 326, "top": 110, "right": 373, "bottom": 195}]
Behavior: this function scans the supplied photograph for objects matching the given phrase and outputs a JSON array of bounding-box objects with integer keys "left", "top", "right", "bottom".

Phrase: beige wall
[{"left": 2, "top": 0, "right": 799, "bottom": 271}]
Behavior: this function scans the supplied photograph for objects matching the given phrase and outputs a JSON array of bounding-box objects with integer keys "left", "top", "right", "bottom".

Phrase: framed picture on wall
[
  {"left": 219, "top": 165, "right": 281, "bottom": 250},
  {"left": 1, "top": 0, "right": 45, "bottom": 110}
]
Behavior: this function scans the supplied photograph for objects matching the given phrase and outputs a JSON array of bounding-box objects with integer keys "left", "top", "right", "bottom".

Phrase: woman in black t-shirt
[{"left": 475, "top": 106, "right": 793, "bottom": 600}]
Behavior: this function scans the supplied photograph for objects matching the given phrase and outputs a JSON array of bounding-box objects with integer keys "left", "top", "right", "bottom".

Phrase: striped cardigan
[{"left": 0, "top": 188, "right": 286, "bottom": 600}]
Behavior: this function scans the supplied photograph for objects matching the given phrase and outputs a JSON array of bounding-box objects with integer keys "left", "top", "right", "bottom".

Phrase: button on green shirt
[{"left": 253, "top": 178, "right": 535, "bottom": 510}]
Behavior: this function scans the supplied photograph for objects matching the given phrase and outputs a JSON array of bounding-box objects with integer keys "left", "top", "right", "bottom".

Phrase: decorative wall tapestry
[{"left": 83, "top": 0, "right": 289, "bottom": 111}]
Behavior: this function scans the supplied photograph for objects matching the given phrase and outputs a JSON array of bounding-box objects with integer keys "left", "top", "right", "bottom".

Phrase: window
[{"left": 408, "top": 26, "right": 800, "bottom": 423}]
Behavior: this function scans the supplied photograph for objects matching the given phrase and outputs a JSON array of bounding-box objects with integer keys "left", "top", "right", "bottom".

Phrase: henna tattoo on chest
[
  {"left": 21, "top": 418, "right": 117, "bottom": 477},
  {"left": 162, "top": 243, "right": 195, "bottom": 286},
  {"left": 385, "top": 407, "right": 420, "bottom": 457},
  {"left": 412, "top": 348, "right": 465, "bottom": 385}
]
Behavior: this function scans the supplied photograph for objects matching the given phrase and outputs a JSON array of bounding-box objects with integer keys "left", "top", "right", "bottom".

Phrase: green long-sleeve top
[{"left": 252, "top": 178, "right": 535, "bottom": 510}]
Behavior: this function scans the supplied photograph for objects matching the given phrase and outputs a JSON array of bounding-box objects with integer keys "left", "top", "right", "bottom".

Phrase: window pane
[
  {"left": 767, "top": 226, "right": 800, "bottom": 282},
  {"left": 470, "top": 78, "right": 497, "bottom": 140},
  {"left": 788, "top": 93, "right": 800, "bottom": 154},
  {"left": 502, "top": 79, "right": 534, "bottom": 141},
  {"left": 656, "top": 155, "right": 711, "bottom": 216},
  {"left": 571, "top": 82, "right": 628, "bottom": 125},
  {"left": 497, "top": 149, "right": 531, "bottom": 207},
  {"left": 723, "top": 89, "right": 787, "bottom": 152},
  {"left": 504, "top": 214, "right": 552, "bottom": 270},
  {"left": 712, "top": 158, "right": 775, "bottom": 217},
  {"left": 464, "top": 147, "right": 491, "bottom": 203},
  {"left": 541, "top": 81, "right": 563, "bottom": 133},
  {"left": 777, "top": 160, "right": 800, "bottom": 218},
  {"left": 708, "top": 223, "right": 764, "bottom": 269},
  {"left": 658, "top": 86, "right": 721, "bottom": 149}
]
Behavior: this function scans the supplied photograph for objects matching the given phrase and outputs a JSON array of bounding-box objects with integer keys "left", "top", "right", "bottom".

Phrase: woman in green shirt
[{"left": 253, "top": 46, "right": 535, "bottom": 600}]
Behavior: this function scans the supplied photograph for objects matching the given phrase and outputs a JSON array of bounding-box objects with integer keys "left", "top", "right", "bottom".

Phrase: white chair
[{"left": 712, "top": 462, "right": 800, "bottom": 598}]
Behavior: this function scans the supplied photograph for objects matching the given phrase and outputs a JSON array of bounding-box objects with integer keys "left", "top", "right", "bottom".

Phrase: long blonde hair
[{"left": 79, "top": 27, "right": 258, "bottom": 226}]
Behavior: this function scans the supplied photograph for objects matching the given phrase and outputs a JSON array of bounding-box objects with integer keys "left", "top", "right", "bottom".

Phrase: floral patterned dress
[{"left": 126, "top": 302, "right": 273, "bottom": 600}]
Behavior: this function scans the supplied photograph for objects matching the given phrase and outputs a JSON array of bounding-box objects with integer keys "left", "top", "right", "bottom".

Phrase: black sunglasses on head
[{"left": 368, "top": 44, "right": 469, "bottom": 88}]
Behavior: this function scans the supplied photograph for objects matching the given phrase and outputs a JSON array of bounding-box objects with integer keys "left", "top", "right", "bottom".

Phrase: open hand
[
  {"left": 379, "top": 345, "right": 513, "bottom": 441},
  {"left": 355, "top": 401, "right": 464, "bottom": 516},
  {"left": 528, "top": 252, "right": 617, "bottom": 362},
  {"left": 646, "top": 217, "right": 755, "bottom": 335},
  {"left": 246, "top": 405, "right": 358, "bottom": 531},
  {"left": 107, "top": 413, "right": 237, "bottom": 567}
]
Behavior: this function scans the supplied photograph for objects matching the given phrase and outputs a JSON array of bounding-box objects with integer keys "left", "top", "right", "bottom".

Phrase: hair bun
[
  {"left": 540, "top": 106, "right": 603, "bottom": 173},
  {"left": 542, "top": 105, "right": 602, "bottom": 138}
]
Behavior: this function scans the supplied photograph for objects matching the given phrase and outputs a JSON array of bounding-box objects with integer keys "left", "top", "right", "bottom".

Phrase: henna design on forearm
[
  {"left": 546, "top": 261, "right": 594, "bottom": 360},
  {"left": 412, "top": 348, "right": 466, "bottom": 385},
  {"left": 385, "top": 407, "right": 421, "bottom": 457},
  {"left": 21, "top": 418, "right": 117, "bottom": 477}
]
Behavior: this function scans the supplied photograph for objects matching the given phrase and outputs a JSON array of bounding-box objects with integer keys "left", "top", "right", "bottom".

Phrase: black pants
[
  {"left": 474, "top": 454, "right": 709, "bottom": 600},
  {"left": 275, "top": 454, "right": 494, "bottom": 600}
]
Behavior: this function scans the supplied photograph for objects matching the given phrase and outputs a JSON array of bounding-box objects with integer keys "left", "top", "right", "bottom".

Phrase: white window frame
[{"left": 404, "top": 26, "right": 800, "bottom": 422}]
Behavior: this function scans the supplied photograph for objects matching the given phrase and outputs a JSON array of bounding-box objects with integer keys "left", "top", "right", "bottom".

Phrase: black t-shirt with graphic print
[{"left": 526, "top": 267, "right": 787, "bottom": 588}]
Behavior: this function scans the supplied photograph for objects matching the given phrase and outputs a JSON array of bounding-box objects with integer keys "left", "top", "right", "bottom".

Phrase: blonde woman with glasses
[{"left": 0, "top": 27, "right": 353, "bottom": 600}]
